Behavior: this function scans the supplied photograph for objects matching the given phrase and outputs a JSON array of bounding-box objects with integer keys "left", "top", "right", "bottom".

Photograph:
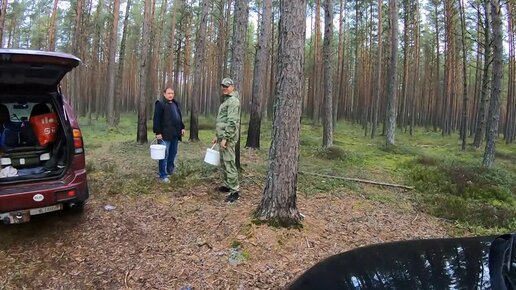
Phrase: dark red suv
[{"left": 0, "top": 49, "right": 88, "bottom": 224}]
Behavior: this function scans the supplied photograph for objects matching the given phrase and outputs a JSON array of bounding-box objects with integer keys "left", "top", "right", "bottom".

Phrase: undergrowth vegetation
[
  {"left": 80, "top": 114, "right": 516, "bottom": 235},
  {"left": 404, "top": 156, "right": 515, "bottom": 231}
]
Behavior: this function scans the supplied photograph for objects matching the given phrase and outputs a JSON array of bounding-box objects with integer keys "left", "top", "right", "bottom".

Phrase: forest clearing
[
  {"left": 0, "top": 115, "right": 514, "bottom": 289},
  {"left": 1, "top": 0, "right": 516, "bottom": 288}
]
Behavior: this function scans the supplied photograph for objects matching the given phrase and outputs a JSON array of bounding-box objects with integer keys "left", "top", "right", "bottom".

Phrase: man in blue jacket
[{"left": 153, "top": 88, "right": 185, "bottom": 183}]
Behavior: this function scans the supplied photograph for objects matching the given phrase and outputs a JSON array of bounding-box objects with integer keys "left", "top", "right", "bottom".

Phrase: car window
[
  {"left": 4, "top": 102, "right": 51, "bottom": 122},
  {"left": 7, "top": 103, "right": 30, "bottom": 122}
]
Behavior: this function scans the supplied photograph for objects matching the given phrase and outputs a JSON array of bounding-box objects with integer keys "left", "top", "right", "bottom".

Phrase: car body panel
[
  {"left": 288, "top": 234, "right": 515, "bottom": 290},
  {"left": 0, "top": 49, "right": 87, "bottom": 224},
  {"left": 0, "top": 49, "right": 80, "bottom": 88}
]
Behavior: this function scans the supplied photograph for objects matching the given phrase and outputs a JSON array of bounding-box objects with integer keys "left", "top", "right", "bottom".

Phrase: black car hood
[
  {"left": 288, "top": 234, "right": 515, "bottom": 290},
  {"left": 0, "top": 49, "right": 80, "bottom": 90}
]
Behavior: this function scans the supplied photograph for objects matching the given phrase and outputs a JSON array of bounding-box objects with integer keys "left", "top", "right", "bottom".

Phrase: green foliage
[
  {"left": 299, "top": 134, "right": 319, "bottom": 147},
  {"left": 230, "top": 240, "right": 243, "bottom": 248},
  {"left": 315, "top": 146, "right": 349, "bottom": 161},
  {"left": 298, "top": 172, "right": 353, "bottom": 196},
  {"left": 379, "top": 144, "right": 423, "bottom": 156},
  {"left": 405, "top": 156, "right": 516, "bottom": 230}
]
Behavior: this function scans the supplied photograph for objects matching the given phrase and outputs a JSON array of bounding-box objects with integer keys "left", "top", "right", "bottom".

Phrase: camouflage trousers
[{"left": 220, "top": 142, "right": 239, "bottom": 193}]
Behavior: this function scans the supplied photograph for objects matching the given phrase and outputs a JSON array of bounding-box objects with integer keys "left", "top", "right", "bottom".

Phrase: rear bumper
[
  {"left": 0, "top": 203, "right": 64, "bottom": 224},
  {"left": 0, "top": 169, "right": 89, "bottom": 214}
]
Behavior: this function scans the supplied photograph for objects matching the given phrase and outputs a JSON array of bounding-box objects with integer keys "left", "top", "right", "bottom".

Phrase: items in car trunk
[
  {"left": 0, "top": 148, "right": 50, "bottom": 168},
  {"left": 30, "top": 112, "right": 58, "bottom": 146},
  {"left": 0, "top": 120, "right": 37, "bottom": 149}
]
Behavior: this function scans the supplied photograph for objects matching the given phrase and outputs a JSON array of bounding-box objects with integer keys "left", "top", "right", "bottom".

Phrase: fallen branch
[{"left": 299, "top": 171, "right": 415, "bottom": 190}]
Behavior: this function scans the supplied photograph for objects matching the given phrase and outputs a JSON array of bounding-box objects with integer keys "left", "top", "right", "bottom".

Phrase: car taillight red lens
[
  {"left": 56, "top": 190, "right": 76, "bottom": 201},
  {"left": 73, "top": 129, "right": 84, "bottom": 154}
]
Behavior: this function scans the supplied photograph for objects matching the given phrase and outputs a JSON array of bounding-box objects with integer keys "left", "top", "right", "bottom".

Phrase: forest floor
[{"left": 0, "top": 140, "right": 452, "bottom": 289}]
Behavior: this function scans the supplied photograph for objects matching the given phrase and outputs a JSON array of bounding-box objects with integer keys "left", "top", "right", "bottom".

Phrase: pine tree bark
[
  {"left": 443, "top": 0, "right": 456, "bottom": 136},
  {"left": 371, "top": 0, "right": 382, "bottom": 139},
  {"left": 90, "top": 0, "right": 103, "bottom": 123},
  {"left": 114, "top": 0, "right": 131, "bottom": 125},
  {"left": 312, "top": 0, "right": 323, "bottom": 123},
  {"left": 257, "top": 0, "right": 306, "bottom": 226},
  {"left": 189, "top": 0, "right": 209, "bottom": 142},
  {"left": 410, "top": 1, "right": 421, "bottom": 135},
  {"left": 474, "top": 0, "right": 491, "bottom": 148},
  {"left": 385, "top": 0, "right": 398, "bottom": 147},
  {"left": 137, "top": 0, "right": 153, "bottom": 144},
  {"left": 322, "top": 0, "right": 333, "bottom": 148},
  {"left": 214, "top": 0, "right": 228, "bottom": 114},
  {"left": 71, "top": 0, "right": 84, "bottom": 111},
  {"left": 181, "top": 9, "right": 192, "bottom": 105},
  {"left": 47, "top": 0, "right": 59, "bottom": 51},
  {"left": 459, "top": 0, "right": 468, "bottom": 150},
  {"left": 246, "top": 0, "right": 272, "bottom": 149},
  {"left": 505, "top": 1, "right": 515, "bottom": 144},
  {"left": 230, "top": 0, "right": 249, "bottom": 168},
  {"left": 335, "top": 0, "right": 347, "bottom": 122},
  {"left": 0, "top": 0, "right": 8, "bottom": 48},
  {"left": 483, "top": 0, "right": 503, "bottom": 168},
  {"left": 164, "top": 0, "right": 179, "bottom": 89},
  {"left": 471, "top": 6, "right": 483, "bottom": 136},
  {"left": 107, "top": 0, "right": 121, "bottom": 127},
  {"left": 400, "top": 0, "right": 410, "bottom": 130},
  {"left": 432, "top": 0, "right": 441, "bottom": 132}
]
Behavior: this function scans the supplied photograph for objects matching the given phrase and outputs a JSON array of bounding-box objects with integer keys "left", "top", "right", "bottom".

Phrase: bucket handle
[
  {"left": 210, "top": 143, "right": 217, "bottom": 150},
  {"left": 151, "top": 138, "right": 164, "bottom": 145}
]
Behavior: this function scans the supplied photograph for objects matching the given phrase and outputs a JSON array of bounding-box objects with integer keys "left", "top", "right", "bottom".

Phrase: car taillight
[
  {"left": 56, "top": 189, "right": 76, "bottom": 201},
  {"left": 73, "top": 129, "right": 84, "bottom": 154}
]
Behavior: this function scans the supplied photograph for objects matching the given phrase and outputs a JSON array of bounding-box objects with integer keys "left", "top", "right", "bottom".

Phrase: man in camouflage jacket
[{"left": 212, "top": 78, "right": 241, "bottom": 203}]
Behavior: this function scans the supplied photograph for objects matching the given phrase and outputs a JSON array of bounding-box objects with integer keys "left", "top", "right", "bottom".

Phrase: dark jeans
[{"left": 158, "top": 138, "right": 179, "bottom": 179}]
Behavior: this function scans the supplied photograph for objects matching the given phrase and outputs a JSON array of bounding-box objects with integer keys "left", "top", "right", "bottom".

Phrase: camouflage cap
[{"left": 221, "top": 78, "right": 234, "bottom": 86}]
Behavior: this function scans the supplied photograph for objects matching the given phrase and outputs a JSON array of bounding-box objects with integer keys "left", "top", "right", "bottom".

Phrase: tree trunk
[
  {"left": 459, "top": 0, "right": 468, "bottom": 150},
  {"left": 181, "top": 8, "right": 192, "bottom": 108},
  {"left": 385, "top": 0, "right": 398, "bottom": 147},
  {"left": 256, "top": 0, "right": 306, "bottom": 227},
  {"left": 371, "top": 0, "right": 382, "bottom": 139},
  {"left": 474, "top": 0, "right": 491, "bottom": 148},
  {"left": 471, "top": 6, "right": 483, "bottom": 136},
  {"left": 312, "top": 0, "right": 322, "bottom": 123},
  {"left": 246, "top": 0, "right": 272, "bottom": 149},
  {"left": 0, "top": 0, "right": 8, "bottom": 48},
  {"left": 114, "top": 0, "right": 131, "bottom": 126},
  {"left": 47, "top": 0, "right": 59, "bottom": 51},
  {"left": 165, "top": 0, "right": 179, "bottom": 88},
  {"left": 90, "top": 0, "right": 103, "bottom": 123},
  {"left": 432, "top": 0, "right": 441, "bottom": 132},
  {"left": 71, "top": 0, "right": 84, "bottom": 111},
  {"left": 214, "top": 0, "right": 227, "bottom": 114},
  {"left": 322, "top": 0, "right": 333, "bottom": 148},
  {"left": 231, "top": 0, "right": 249, "bottom": 168},
  {"left": 155, "top": 0, "right": 168, "bottom": 91},
  {"left": 410, "top": 1, "right": 420, "bottom": 136},
  {"left": 483, "top": 0, "right": 503, "bottom": 168},
  {"left": 400, "top": 0, "right": 409, "bottom": 130},
  {"left": 137, "top": 0, "right": 153, "bottom": 144},
  {"left": 505, "top": 0, "right": 515, "bottom": 144},
  {"left": 189, "top": 0, "right": 210, "bottom": 142},
  {"left": 335, "top": 0, "right": 347, "bottom": 122},
  {"left": 106, "top": 0, "right": 121, "bottom": 127}
]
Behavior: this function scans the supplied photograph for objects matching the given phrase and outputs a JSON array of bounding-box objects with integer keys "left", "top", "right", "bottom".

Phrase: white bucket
[
  {"left": 204, "top": 144, "right": 220, "bottom": 166},
  {"left": 150, "top": 139, "right": 166, "bottom": 160}
]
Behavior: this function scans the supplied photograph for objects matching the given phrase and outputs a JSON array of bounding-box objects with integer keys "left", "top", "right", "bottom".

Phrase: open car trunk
[{"left": 0, "top": 93, "right": 73, "bottom": 183}]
